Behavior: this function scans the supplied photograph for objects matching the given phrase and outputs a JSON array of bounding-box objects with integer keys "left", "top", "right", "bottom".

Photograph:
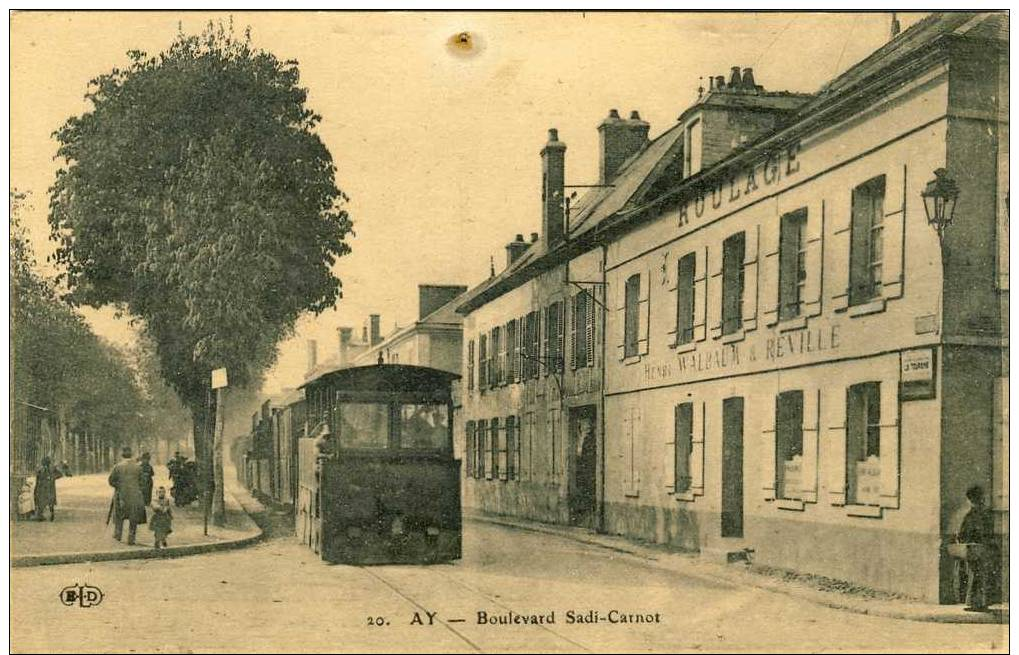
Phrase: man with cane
[{"left": 108, "top": 446, "right": 147, "bottom": 545}]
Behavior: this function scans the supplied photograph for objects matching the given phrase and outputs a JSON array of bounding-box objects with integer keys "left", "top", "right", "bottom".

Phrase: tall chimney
[
  {"left": 369, "top": 314, "right": 382, "bottom": 346},
  {"left": 337, "top": 327, "right": 353, "bottom": 366},
  {"left": 741, "top": 67, "right": 756, "bottom": 91},
  {"left": 729, "top": 66, "right": 742, "bottom": 89},
  {"left": 505, "top": 234, "right": 529, "bottom": 267},
  {"left": 890, "top": 12, "right": 901, "bottom": 39},
  {"left": 541, "top": 128, "right": 567, "bottom": 248},
  {"left": 598, "top": 109, "right": 650, "bottom": 185},
  {"left": 306, "top": 339, "right": 318, "bottom": 374}
]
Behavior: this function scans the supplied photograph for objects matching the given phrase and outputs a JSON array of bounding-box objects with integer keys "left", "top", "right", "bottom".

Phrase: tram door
[
  {"left": 569, "top": 405, "right": 597, "bottom": 528},
  {"left": 721, "top": 397, "right": 744, "bottom": 538}
]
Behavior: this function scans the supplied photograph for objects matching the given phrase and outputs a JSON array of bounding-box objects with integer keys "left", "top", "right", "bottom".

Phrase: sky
[{"left": 10, "top": 10, "right": 928, "bottom": 395}]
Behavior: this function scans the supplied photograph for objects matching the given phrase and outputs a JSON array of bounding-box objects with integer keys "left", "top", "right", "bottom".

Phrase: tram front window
[
  {"left": 336, "top": 403, "right": 389, "bottom": 449},
  {"left": 399, "top": 404, "right": 450, "bottom": 450}
]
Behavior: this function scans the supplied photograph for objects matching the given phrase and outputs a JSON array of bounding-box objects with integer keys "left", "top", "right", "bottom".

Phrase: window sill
[
  {"left": 669, "top": 340, "right": 697, "bottom": 354},
  {"left": 674, "top": 490, "right": 696, "bottom": 502},
  {"left": 621, "top": 354, "right": 643, "bottom": 366},
  {"left": 720, "top": 328, "right": 746, "bottom": 344},
  {"left": 775, "top": 498, "right": 805, "bottom": 511},
  {"left": 845, "top": 504, "right": 883, "bottom": 518},
  {"left": 847, "top": 298, "right": 887, "bottom": 317},
  {"left": 778, "top": 316, "right": 808, "bottom": 332}
]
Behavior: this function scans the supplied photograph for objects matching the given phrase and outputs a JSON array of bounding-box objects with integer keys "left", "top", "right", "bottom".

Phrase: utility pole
[{"left": 211, "top": 368, "right": 228, "bottom": 526}]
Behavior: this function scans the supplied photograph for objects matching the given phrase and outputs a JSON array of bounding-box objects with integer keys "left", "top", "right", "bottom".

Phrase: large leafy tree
[{"left": 48, "top": 24, "right": 352, "bottom": 467}]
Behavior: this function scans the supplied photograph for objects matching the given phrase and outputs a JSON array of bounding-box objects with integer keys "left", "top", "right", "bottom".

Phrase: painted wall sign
[{"left": 899, "top": 348, "right": 936, "bottom": 400}]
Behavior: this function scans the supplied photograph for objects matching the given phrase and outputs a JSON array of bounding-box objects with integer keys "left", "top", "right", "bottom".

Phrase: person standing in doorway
[{"left": 108, "top": 447, "right": 147, "bottom": 545}]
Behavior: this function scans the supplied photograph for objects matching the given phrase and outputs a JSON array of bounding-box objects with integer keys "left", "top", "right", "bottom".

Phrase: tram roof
[{"left": 298, "top": 363, "right": 460, "bottom": 393}]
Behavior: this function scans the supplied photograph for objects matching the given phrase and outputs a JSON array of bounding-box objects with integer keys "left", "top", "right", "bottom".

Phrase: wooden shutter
[
  {"left": 673, "top": 403, "right": 693, "bottom": 495},
  {"left": 467, "top": 339, "right": 475, "bottom": 391},
  {"left": 762, "top": 206, "right": 781, "bottom": 326},
  {"left": 531, "top": 311, "right": 541, "bottom": 379},
  {"left": 570, "top": 295, "right": 579, "bottom": 370},
  {"left": 800, "top": 389, "right": 820, "bottom": 502},
  {"left": 465, "top": 421, "right": 475, "bottom": 478},
  {"left": 638, "top": 270, "right": 651, "bottom": 355},
  {"left": 585, "top": 291, "right": 595, "bottom": 368},
  {"left": 541, "top": 306, "right": 550, "bottom": 376},
  {"left": 743, "top": 225, "right": 759, "bottom": 331},
  {"left": 803, "top": 204, "right": 824, "bottom": 317},
  {"left": 690, "top": 401, "right": 705, "bottom": 495},
  {"left": 761, "top": 393, "right": 777, "bottom": 500},
  {"left": 479, "top": 335, "right": 488, "bottom": 389},
  {"left": 830, "top": 194, "right": 852, "bottom": 312},
  {"left": 826, "top": 387, "right": 847, "bottom": 505},
  {"left": 883, "top": 165, "right": 906, "bottom": 300},
  {"left": 879, "top": 383, "right": 900, "bottom": 508},
  {"left": 708, "top": 244, "right": 724, "bottom": 338},
  {"left": 556, "top": 301, "right": 565, "bottom": 371},
  {"left": 693, "top": 247, "right": 708, "bottom": 341}
]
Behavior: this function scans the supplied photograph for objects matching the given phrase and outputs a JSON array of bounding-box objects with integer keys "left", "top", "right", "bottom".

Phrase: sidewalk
[
  {"left": 469, "top": 512, "right": 1009, "bottom": 625},
  {"left": 11, "top": 472, "right": 262, "bottom": 567}
]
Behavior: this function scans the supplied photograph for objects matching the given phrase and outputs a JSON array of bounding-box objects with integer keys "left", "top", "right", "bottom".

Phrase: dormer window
[{"left": 684, "top": 118, "right": 702, "bottom": 178}]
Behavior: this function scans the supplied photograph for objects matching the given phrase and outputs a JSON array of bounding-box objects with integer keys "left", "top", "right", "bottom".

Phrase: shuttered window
[
  {"left": 676, "top": 253, "right": 696, "bottom": 345},
  {"left": 506, "top": 319, "right": 518, "bottom": 383},
  {"left": 477, "top": 419, "right": 488, "bottom": 479},
  {"left": 505, "top": 416, "right": 517, "bottom": 480},
  {"left": 466, "top": 339, "right": 475, "bottom": 391},
  {"left": 779, "top": 209, "right": 808, "bottom": 321},
  {"left": 849, "top": 176, "right": 886, "bottom": 305},
  {"left": 490, "top": 417, "right": 501, "bottom": 480},
  {"left": 624, "top": 274, "right": 641, "bottom": 357},
  {"left": 674, "top": 403, "right": 693, "bottom": 493},
  {"left": 776, "top": 390, "right": 804, "bottom": 500},
  {"left": 847, "top": 382, "right": 881, "bottom": 505},
  {"left": 465, "top": 421, "right": 476, "bottom": 478},
  {"left": 572, "top": 292, "right": 590, "bottom": 369},
  {"left": 721, "top": 232, "right": 746, "bottom": 335},
  {"left": 478, "top": 334, "right": 488, "bottom": 390}
]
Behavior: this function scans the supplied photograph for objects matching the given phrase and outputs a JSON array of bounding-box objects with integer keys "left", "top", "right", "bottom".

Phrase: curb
[
  {"left": 12, "top": 493, "right": 265, "bottom": 569},
  {"left": 468, "top": 514, "right": 1008, "bottom": 625}
]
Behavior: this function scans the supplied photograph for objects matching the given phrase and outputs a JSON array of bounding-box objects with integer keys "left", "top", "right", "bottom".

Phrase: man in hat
[{"left": 108, "top": 446, "right": 147, "bottom": 544}]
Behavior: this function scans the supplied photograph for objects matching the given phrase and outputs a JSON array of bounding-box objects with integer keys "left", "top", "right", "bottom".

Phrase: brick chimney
[
  {"left": 598, "top": 109, "right": 650, "bottom": 185},
  {"left": 369, "top": 314, "right": 382, "bottom": 346},
  {"left": 541, "top": 128, "right": 567, "bottom": 247},
  {"left": 337, "top": 327, "right": 353, "bottom": 366},
  {"left": 505, "top": 234, "right": 530, "bottom": 267},
  {"left": 418, "top": 284, "right": 468, "bottom": 319}
]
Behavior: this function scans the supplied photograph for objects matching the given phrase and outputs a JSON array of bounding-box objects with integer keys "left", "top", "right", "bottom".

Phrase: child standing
[{"left": 149, "top": 486, "right": 173, "bottom": 549}]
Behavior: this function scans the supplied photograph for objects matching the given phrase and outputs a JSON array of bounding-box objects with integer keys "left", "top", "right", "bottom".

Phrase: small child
[{"left": 149, "top": 486, "right": 173, "bottom": 549}]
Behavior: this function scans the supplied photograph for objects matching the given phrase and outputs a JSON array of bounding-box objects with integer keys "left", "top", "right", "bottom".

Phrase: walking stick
[{"left": 106, "top": 491, "right": 116, "bottom": 526}]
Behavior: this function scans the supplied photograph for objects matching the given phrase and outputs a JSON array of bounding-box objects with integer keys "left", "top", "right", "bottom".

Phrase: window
[
  {"left": 849, "top": 176, "right": 886, "bottom": 305},
  {"left": 467, "top": 339, "right": 475, "bottom": 390},
  {"left": 478, "top": 334, "right": 488, "bottom": 389},
  {"left": 524, "top": 311, "right": 539, "bottom": 379},
  {"left": 721, "top": 232, "right": 746, "bottom": 335},
  {"left": 684, "top": 118, "right": 702, "bottom": 177},
  {"left": 779, "top": 209, "right": 808, "bottom": 321},
  {"left": 505, "top": 416, "right": 517, "bottom": 480},
  {"left": 491, "top": 326, "right": 503, "bottom": 386},
  {"left": 465, "top": 420, "right": 476, "bottom": 478},
  {"left": 542, "top": 302, "right": 564, "bottom": 375},
  {"left": 674, "top": 403, "right": 693, "bottom": 493},
  {"left": 847, "top": 382, "right": 881, "bottom": 504},
  {"left": 398, "top": 403, "right": 449, "bottom": 450},
  {"left": 335, "top": 403, "right": 389, "bottom": 450},
  {"left": 624, "top": 274, "right": 641, "bottom": 357},
  {"left": 490, "top": 417, "right": 501, "bottom": 480},
  {"left": 506, "top": 319, "right": 518, "bottom": 382},
  {"left": 478, "top": 419, "right": 489, "bottom": 479},
  {"left": 571, "top": 292, "right": 595, "bottom": 369},
  {"left": 775, "top": 391, "right": 804, "bottom": 500},
  {"left": 676, "top": 253, "right": 696, "bottom": 344}
]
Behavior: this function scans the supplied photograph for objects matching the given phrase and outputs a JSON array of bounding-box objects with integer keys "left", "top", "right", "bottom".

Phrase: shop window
[
  {"left": 624, "top": 274, "right": 641, "bottom": 357},
  {"left": 775, "top": 391, "right": 804, "bottom": 500},
  {"left": 847, "top": 382, "right": 881, "bottom": 505},
  {"left": 779, "top": 209, "right": 808, "bottom": 321},
  {"left": 849, "top": 176, "right": 886, "bottom": 306},
  {"left": 721, "top": 232, "right": 746, "bottom": 335},
  {"left": 675, "top": 252, "right": 696, "bottom": 345}
]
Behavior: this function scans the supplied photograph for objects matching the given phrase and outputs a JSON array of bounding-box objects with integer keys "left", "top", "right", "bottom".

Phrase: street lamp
[{"left": 921, "top": 168, "right": 959, "bottom": 243}]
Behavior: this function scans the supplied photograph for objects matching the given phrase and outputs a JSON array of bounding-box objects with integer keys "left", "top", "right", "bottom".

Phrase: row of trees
[
  {"left": 43, "top": 21, "right": 353, "bottom": 522},
  {"left": 11, "top": 190, "right": 190, "bottom": 475}
]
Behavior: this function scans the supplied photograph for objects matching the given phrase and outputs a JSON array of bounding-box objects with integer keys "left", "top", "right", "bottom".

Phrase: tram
[{"left": 296, "top": 363, "right": 462, "bottom": 565}]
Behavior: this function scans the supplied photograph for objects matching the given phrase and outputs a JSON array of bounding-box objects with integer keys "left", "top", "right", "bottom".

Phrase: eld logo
[{"left": 60, "top": 584, "right": 104, "bottom": 608}]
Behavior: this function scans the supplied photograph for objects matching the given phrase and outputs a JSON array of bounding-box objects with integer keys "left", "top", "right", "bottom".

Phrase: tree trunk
[{"left": 212, "top": 387, "right": 226, "bottom": 526}]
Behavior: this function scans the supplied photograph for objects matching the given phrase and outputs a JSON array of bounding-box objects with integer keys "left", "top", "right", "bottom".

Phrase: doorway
[
  {"left": 721, "top": 396, "right": 744, "bottom": 538},
  {"left": 569, "top": 405, "right": 598, "bottom": 528}
]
